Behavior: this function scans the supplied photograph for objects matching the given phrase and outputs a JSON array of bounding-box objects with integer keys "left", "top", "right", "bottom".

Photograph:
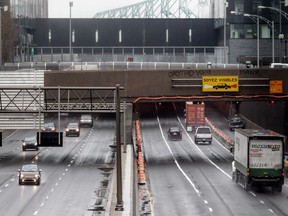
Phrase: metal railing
[{"left": 4, "top": 61, "right": 245, "bottom": 71}]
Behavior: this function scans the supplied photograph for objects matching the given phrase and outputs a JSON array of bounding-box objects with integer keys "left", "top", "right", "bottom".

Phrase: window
[
  {"left": 189, "top": 29, "right": 192, "bottom": 43},
  {"left": 235, "top": 0, "right": 244, "bottom": 14},
  {"left": 166, "top": 29, "right": 169, "bottom": 43},
  {"left": 119, "top": 29, "right": 122, "bottom": 43},
  {"left": 95, "top": 29, "right": 98, "bottom": 43}
]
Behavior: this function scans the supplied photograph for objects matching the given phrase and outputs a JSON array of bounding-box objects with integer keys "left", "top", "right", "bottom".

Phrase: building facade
[
  {"left": 10, "top": 0, "right": 48, "bottom": 18},
  {"left": 211, "top": 0, "right": 288, "bottom": 65}
]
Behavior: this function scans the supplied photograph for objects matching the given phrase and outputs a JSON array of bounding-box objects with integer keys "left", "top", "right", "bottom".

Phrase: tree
[{"left": 1, "top": 1, "right": 17, "bottom": 63}]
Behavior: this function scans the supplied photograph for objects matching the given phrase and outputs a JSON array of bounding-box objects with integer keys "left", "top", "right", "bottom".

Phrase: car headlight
[
  {"left": 76, "top": 128, "right": 79, "bottom": 132},
  {"left": 22, "top": 142, "right": 26, "bottom": 146},
  {"left": 66, "top": 128, "right": 69, "bottom": 132},
  {"left": 34, "top": 174, "right": 40, "bottom": 178},
  {"left": 20, "top": 174, "right": 24, "bottom": 178},
  {"left": 34, "top": 142, "right": 37, "bottom": 146}
]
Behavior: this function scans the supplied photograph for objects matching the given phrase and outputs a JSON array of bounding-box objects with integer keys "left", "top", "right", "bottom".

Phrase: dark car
[
  {"left": 66, "top": 122, "right": 80, "bottom": 137},
  {"left": 18, "top": 164, "right": 41, "bottom": 185},
  {"left": 41, "top": 122, "right": 56, "bottom": 132},
  {"left": 213, "top": 83, "right": 231, "bottom": 90},
  {"left": 228, "top": 115, "right": 245, "bottom": 131},
  {"left": 79, "top": 114, "right": 93, "bottom": 127},
  {"left": 167, "top": 127, "right": 182, "bottom": 141},
  {"left": 22, "top": 136, "right": 38, "bottom": 151}
]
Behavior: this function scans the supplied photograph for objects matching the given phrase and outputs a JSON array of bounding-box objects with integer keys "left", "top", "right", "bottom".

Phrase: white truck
[
  {"left": 232, "top": 129, "right": 285, "bottom": 192},
  {"left": 194, "top": 126, "right": 212, "bottom": 144}
]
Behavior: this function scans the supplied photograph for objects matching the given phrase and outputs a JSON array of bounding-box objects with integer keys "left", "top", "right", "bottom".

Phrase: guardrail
[{"left": 4, "top": 61, "right": 246, "bottom": 71}]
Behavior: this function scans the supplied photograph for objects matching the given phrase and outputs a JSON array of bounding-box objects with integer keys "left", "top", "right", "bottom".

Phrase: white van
[{"left": 270, "top": 63, "right": 288, "bottom": 68}]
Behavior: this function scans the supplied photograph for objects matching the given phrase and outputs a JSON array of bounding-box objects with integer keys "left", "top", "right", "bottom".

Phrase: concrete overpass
[{"left": 44, "top": 68, "right": 288, "bottom": 102}]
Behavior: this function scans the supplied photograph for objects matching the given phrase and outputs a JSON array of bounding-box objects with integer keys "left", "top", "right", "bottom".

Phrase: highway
[
  {"left": 0, "top": 103, "right": 288, "bottom": 216},
  {"left": 0, "top": 114, "right": 115, "bottom": 216},
  {"left": 140, "top": 103, "right": 288, "bottom": 216}
]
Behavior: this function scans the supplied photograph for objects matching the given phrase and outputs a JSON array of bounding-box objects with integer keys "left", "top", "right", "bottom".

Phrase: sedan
[
  {"left": 66, "top": 122, "right": 80, "bottom": 137},
  {"left": 41, "top": 122, "right": 56, "bottom": 132},
  {"left": 167, "top": 127, "right": 182, "bottom": 141},
  {"left": 22, "top": 136, "right": 38, "bottom": 151},
  {"left": 18, "top": 164, "right": 42, "bottom": 185}
]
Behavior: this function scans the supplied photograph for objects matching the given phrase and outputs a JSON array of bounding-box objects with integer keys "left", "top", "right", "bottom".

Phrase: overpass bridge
[
  {"left": 43, "top": 68, "right": 288, "bottom": 103},
  {"left": 0, "top": 67, "right": 287, "bottom": 135}
]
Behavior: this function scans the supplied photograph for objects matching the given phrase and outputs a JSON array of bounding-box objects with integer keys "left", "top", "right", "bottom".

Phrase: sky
[{"left": 48, "top": 0, "right": 145, "bottom": 18}]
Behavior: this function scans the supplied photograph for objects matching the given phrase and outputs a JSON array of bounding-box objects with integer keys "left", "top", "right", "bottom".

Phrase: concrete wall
[{"left": 45, "top": 68, "right": 288, "bottom": 101}]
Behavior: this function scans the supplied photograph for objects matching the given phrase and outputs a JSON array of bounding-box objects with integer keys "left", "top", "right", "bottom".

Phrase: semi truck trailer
[
  {"left": 232, "top": 129, "right": 285, "bottom": 192},
  {"left": 185, "top": 102, "right": 205, "bottom": 132}
]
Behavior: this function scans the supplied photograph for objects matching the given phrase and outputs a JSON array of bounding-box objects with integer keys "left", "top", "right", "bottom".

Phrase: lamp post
[
  {"left": 223, "top": 1, "right": 228, "bottom": 64},
  {"left": 69, "top": 1, "right": 73, "bottom": 62},
  {"left": 244, "top": 14, "right": 274, "bottom": 64},
  {"left": 0, "top": 5, "right": 8, "bottom": 65},
  {"left": 258, "top": 5, "right": 288, "bottom": 63}
]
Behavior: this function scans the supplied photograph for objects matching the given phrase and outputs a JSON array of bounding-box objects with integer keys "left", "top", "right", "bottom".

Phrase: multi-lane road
[
  {"left": 140, "top": 103, "right": 288, "bottom": 216},
  {"left": 0, "top": 114, "right": 115, "bottom": 216},
  {"left": 0, "top": 103, "right": 288, "bottom": 216}
]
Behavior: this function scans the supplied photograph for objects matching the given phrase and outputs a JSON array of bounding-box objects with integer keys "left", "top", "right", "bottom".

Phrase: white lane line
[
  {"left": 177, "top": 116, "right": 232, "bottom": 179},
  {"left": 157, "top": 116, "right": 201, "bottom": 197}
]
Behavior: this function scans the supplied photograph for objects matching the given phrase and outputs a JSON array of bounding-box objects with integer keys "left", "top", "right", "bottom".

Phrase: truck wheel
[
  {"left": 232, "top": 171, "right": 236, "bottom": 181},
  {"left": 272, "top": 184, "right": 282, "bottom": 192},
  {"left": 235, "top": 170, "right": 239, "bottom": 183},
  {"left": 243, "top": 176, "right": 249, "bottom": 191}
]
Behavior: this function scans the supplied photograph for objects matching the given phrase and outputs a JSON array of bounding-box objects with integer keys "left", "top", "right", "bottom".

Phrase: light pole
[
  {"left": 258, "top": 5, "right": 288, "bottom": 63},
  {"left": 0, "top": 5, "right": 8, "bottom": 65},
  {"left": 69, "top": 1, "right": 73, "bottom": 62},
  {"left": 223, "top": 1, "right": 228, "bottom": 64},
  {"left": 244, "top": 14, "right": 275, "bottom": 64}
]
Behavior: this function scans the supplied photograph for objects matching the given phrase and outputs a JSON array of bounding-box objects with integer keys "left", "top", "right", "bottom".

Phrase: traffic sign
[
  {"left": 269, "top": 80, "right": 283, "bottom": 94},
  {"left": 202, "top": 76, "right": 239, "bottom": 92}
]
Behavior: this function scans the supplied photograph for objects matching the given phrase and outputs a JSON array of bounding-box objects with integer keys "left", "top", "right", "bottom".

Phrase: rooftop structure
[{"left": 93, "top": 0, "right": 210, "bottom": 18}]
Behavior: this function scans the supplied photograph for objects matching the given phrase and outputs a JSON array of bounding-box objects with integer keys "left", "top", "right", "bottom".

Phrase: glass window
[
  {"left": 260, "top": 25, "right": 270, "bottom": 38},
  {"left": 235, "top": 0, "right": 244, "bottom": 14},
  {"left": 230, "top": 24, "right": 244, "bottom": 39}
]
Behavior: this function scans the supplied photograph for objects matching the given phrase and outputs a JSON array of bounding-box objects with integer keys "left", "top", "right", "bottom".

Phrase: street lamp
[
  {"left": 69, "top": 1, "right": 73, "bottom": 62},
  {"left": 258, "top": 5, "right": 288, "bottom": 32},
  {"left": 244, "top": 14, "right": 275, "bottom": 64},
  {"left": 258, "top": 5, "right": 288, "bottom": 63},
  {"left": 0, "top": 5, "right": 8, "bottom": 65},
  {"left": 223, "top": 1, "right": 228, "bottom": 64},
  {"left": 231, "top": 11, "right": 260, "bottom": 68}
]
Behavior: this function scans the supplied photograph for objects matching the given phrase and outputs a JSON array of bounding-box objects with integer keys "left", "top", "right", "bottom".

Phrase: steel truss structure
[
  {"left": 93, "top": 0, "right": 209, "bottom": 18},
  {"left": 0, "top": 86, "right": 124, "bottom": 113}
]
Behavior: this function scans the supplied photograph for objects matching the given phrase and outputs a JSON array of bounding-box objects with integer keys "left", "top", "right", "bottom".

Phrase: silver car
[
  {"left": 79, "top": 114, "right": 93, "bottom": 127},
  {"left": 18, "top": 164, "right": 42, "bottom": 185}
]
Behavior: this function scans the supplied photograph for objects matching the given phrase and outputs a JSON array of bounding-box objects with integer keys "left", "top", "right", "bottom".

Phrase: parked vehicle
[
  {"left": 167, "top": 127, "right": 182, "bottom": 141},
  {"left": 232, "top": 129, "right": 285, "bottom": 192},
  {"left": 79, "top": 114, "right": 93, "bottom": 127},
  {"left": 185, "top": 102, "right": 205, "bottom": 132},
  {"left": 18, "top": 164, "right": 42, "bottom": 185},
  {"left": 194, "top": 126, "right": 212, "bottom": 144},
  {"left": 270, "top": 63, "right": 288, "bottom": 68},
  {"left": 22, "top": 136, "right": 38, "bottom": 151},
  {"left": 66, "top": 122, "right": 80, "bottom": 137},
  {"left": 228, "top": 114, "right": 245, "bottom": 131}
]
